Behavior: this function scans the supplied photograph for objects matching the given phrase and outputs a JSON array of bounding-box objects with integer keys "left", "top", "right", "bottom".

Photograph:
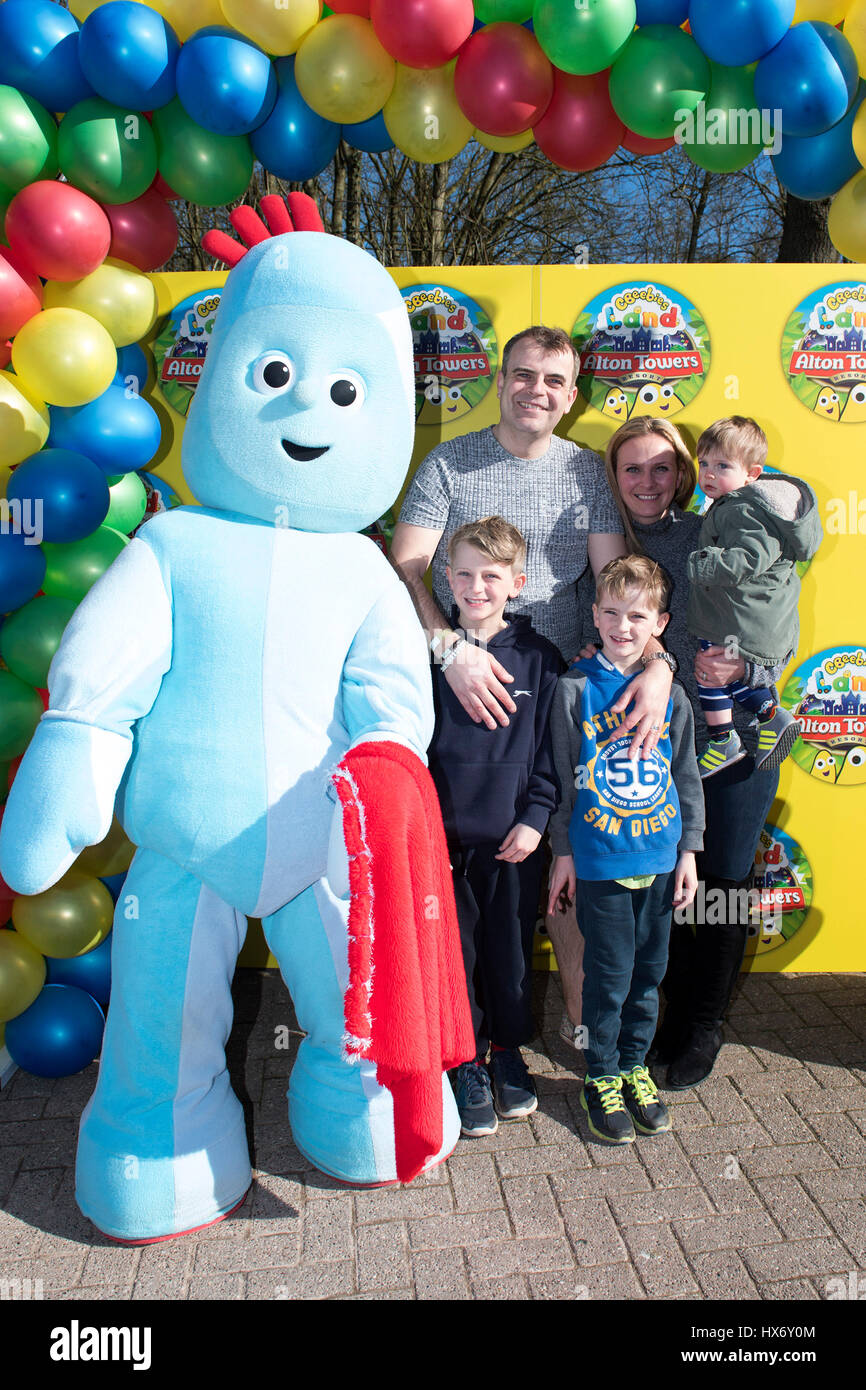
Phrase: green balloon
[
  {"left": 0, "top": 595, "right": 77, "bottom": 689},
  {"left": 533, "top": 0, "right": 635, "bottom": 76},
  {"left": 0, "top": 670, "right": 43, "bottom": 759},
  {"left": 682, "top": 61, "right": 765, "bottom": 174},
  {"left": 58, "top": 98, "right": 158, "bottom": 205},
  {"left": 104, "top": 472, "right": 147, "bottom": 535},
  {"left": 476, "top": 1, "right": 534, "bottom": 20},
  {"left": 609, "top": 25, "right": 710, "bottom": 140},
  {"left": 0, "top": 85, "right": 58, "bottom": 193},
  {"left": 41, "top": 527, "right": 128, "bottom": 605},
  {"left": 152, "top": 100, "right": 253, "bottom": 209}
]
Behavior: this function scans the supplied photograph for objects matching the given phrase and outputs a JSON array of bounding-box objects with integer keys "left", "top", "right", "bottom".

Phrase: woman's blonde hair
[{"left": 604, "top": 417, "right": 696, "bottom": 554}]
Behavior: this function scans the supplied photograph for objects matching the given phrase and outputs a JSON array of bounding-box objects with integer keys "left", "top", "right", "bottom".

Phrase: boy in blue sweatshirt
[
  {"left": 547, "top": 555, "right": 703, "bottom": 1144},
  {"left": 428, "top": 517, "right": 563, "bottom": 1138}
]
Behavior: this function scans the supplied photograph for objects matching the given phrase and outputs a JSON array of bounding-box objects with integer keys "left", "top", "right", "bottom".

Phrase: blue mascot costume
[{"left": 0, "top": 195, "right": 473, "bottom": 1243}]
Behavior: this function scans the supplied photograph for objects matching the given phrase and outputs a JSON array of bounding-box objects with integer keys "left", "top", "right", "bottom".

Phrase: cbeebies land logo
[
  {"left": 781, "top": 645, "right": 866, "bottom": 786},
  {"left": 153, "top": 287, "right": 223, "bottom": 417},
  {"left": 782, "top": 283, "right": 866, "bottom": 423},
  {"left": 402, "top": 283, "right": 497, "bottom": 428},
  {"left": 746, "top": 825, "right": 813, "bottom": 956},
  {"left": 572, "top": 281, "right": 711, "bottom": 424}
]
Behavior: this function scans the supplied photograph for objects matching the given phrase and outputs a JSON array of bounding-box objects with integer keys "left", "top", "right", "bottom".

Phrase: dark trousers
[
  {"left": 661, "top": 756, "right": 780, "bottom": 1040},
  {"left": 450, "top": 842, "right": 544, "bottom": 1058},
  {"left": 578, "top": 872, "right": 675, "bottom": 1078}
]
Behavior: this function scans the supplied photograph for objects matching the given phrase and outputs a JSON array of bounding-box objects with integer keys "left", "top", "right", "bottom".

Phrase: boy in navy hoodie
[
  {"left": 547, "top": 555, "right": 703, "bottom": 1144},
  {"left": 428, "top": 517, "right": 563, "bottom": 1138}
]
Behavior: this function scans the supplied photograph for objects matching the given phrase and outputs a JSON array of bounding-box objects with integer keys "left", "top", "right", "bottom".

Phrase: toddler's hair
[
  {"left": 696, "top": 416, "right": 768, "bottom": 472},
  {"left": 447, "top": 515, "right": 527, "bottom": 573},
  {"left": 595, "top": 554, "right": 670, "bottom": 614}
]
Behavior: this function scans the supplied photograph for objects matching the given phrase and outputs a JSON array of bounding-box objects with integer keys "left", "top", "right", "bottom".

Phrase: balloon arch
[{"left": 1, "top": 0, "right": 866, "bottom": 1077}]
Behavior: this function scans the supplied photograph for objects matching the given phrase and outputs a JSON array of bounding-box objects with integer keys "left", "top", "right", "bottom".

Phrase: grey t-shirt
[{"left": 399, "top": 427, "right": 623, "bottom": 661}]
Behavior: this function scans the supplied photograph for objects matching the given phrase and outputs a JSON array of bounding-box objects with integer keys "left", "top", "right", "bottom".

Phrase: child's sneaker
[
  {"left": 697, "top": 729, "right": 747, "bottom": 779},
  {"left": 453, "top": 1061, "right": 498, "bottom": 1137},
  {"left": 580, "top": 1074, "right": 635, "bottom": 1145},
  {"left": 754, "top": 705, "right": 799, "bottom": 771},
  {"left": 620, "top": 1065, "right": 671, "bottom": 1135},
  {"left": 489, "top": 1047, "right": 538, "bottom": 1119}
]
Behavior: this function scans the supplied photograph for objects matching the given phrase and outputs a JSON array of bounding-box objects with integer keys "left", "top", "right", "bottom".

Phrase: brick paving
[{"left": 1, "top": 967, "right": 865, "bottom": 1302}]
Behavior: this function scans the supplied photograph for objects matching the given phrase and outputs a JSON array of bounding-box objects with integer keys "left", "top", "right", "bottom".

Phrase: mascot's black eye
[
  {"left": 252, "top": 352, "right": 294, "bottom": 395},
  {"left": 330, "top": 379, "right": 357, "bottom": 407}
]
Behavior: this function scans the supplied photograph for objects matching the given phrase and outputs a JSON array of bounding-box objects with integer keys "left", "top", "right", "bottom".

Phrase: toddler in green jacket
[{"left": 686, "top": 417, "right": 823, "bottom": 778}]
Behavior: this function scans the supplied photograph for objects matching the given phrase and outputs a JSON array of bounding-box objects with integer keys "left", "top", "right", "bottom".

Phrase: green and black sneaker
[
  {"left": 580, "top": 1074, "right": 635, "bottom": 1145},
  {"left": 621, "top": 1065, "right": 671, "bottom": 1136}
]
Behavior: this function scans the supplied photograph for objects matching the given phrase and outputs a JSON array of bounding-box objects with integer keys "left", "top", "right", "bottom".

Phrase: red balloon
[
  {"left": 105, "top": 189, "right": 178, "bottom": 272},
  {"left": 0, "top": 340, "right": 12, "bottom": 370},
  {"left": 0, "top": 246, "right": 43, "bottom": 340},
  {"left": 150, "top": 172, "right": 180, "bottom": 201},
  {"left": 533, "top": 69, "right": 624, "bottom": 173},
  {"left": 455, "top": 23, "right": 553, "bottom": 136},
  {"left": 370, "top": 0, "right": 474, "bottom": 68},
  {"left": 5, "top": 181, "right": 111, "bottom": 282},
  {"left": 621, "top": 129, "right": 677, "bottom": 155},
  {"left": 329, "top": 0, "right": 371, "bottom": 12}
]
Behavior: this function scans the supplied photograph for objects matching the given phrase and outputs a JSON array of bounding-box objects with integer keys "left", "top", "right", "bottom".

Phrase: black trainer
[
  {"left": 620, "top": 1065, "right": 671, "bottom": 1135},
  {"left": 489, "top": 1048, "right": 538, "bottom": 1119},
  {"left": 666, "top": 1024, "right": 723, "bottom": 1090},
  {"left": 580, "top": 1075, "right": 635, "bottom": 1145},
  {"left": 453, "top": 1061, "right": 498, "bottom": 1137}
]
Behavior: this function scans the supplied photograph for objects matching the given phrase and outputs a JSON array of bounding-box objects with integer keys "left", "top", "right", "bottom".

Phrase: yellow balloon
[
  {"left": 69, "top": 0, "right": 111, "bottom": 17},
  {"left": 219, "top": 0, "right": 321, "bottom": 56},
  {"left": 77, "top": 817, "right": 135, "bottom": 878},
  {"left": 384, "top": 62, "right": 474, "bottom": 165},
  {"left": 11, "top": 307, "right": 117, "bottom": 408},
  {"left": 295, "top": 15, "right": 395, "bottom": 124},
  {"left": 794, "top": 0, "right": 848, "bottom": 20},
  {"left": 0, "top": 930, "right": 46, "bottom": 1023},
  {"left": 150, "top": 0, "right": 225, "bottom": 42},
  {"left": 828, "top": 167, "right": 866, "bottom": 260},
  {"left": 13, "top": 870, "right": 114, "bottom": 960},
  {"left": 845, "top": 0, "right": 866, "bottom": 77},
  {"left": 43, "top": 260, "right": 157, "bottom": 348},
  {"left": 475, "top": 128, "right": 534, "bottom": 153},
  {"left": 853, "top": 98, "right": 866, "bottom": 165},
  {"left": 0, "top": 370, "right": 50, "bottom": 467}
]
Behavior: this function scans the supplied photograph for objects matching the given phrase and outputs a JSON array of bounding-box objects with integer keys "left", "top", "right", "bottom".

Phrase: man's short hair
[
  {"left": 500, "top": 326, "right": 579, "bottom": 386},
  {"left": 594, "top": 554, "right": 670, "bottom": 614},
  {"left": 447, "top": 515, "right": 527, "bottom": 573},
  {"left": 696, "top": 416, "right": 768, "bottom": 472}
]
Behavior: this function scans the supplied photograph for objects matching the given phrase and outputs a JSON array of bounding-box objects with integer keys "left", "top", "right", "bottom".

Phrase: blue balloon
[
  {"left": 688, "top": 0, "right": 794, "bottom": 67},
  {"left": 49, "top": 384, "right": 162, "bottom": 477},
  {"left": 5, "top": 984, "right": 105, "bottom": 1078},
  {"left": 755, "top": 21, "right": 860, "bottom": 139},
  {"left": 637, "top": 0, "right": 688, "bottom": 22},
  {"left": 176, "top": 26, "right": 277, "bottom": 137},
  {"left": 772, "top": 82, "right": 866, "bottom": 201},
  {"left": 114, "top": 343, "right": 150, "bottom": 396},
  {"left": 79, "top": 1, "right": 180, "bottom": 112},
  {"left": 342, "top": 110, "right": 393, "bottom": 154},
  {"left": 0, "top": 0, "right": 93, "bottom": 113},
  {"left": 46, "top": 934, "right": 112, "bottom": 1009},
  {"left": 251, "top": 57, "right": 340, "bottom": 182},
  {"left": 99, "top": 871, "right": 128, "bottom": 903},
  {"left": 0, "top": 531, "right": 46, "bottom": 614},
  {"left": 7, "top": 448, "right": 110, "bottom": 544}
]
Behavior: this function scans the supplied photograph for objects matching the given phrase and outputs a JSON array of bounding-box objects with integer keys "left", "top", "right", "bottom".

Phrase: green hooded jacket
[{"left": 686, "top": 473, "right": 823, "bottom": 666}]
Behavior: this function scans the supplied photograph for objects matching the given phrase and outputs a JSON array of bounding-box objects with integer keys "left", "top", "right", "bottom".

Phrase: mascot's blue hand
[{"left": 0, "top": 720, "right": 131, "bottom": 896}]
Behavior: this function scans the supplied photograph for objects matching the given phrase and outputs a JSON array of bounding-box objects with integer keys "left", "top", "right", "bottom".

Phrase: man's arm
[{"left": 390, "top": 520, "right": 516, "bottom": 729}]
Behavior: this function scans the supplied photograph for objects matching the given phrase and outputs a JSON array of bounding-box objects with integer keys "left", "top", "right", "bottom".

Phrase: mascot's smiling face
[{"left": 182, "top": 231, "right": 415, "bottom": 532}]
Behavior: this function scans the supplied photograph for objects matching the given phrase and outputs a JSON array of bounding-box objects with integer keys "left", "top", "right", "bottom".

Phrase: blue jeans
[{"left": 577, "top": 872, "right": 675, "bottom": 1078}]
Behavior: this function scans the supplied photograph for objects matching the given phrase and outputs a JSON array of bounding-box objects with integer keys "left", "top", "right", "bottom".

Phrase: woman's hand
[
  {"left": 547, "top": 853, "right": 576, "bottom": 915},
  {"left": 495, "top": 823, "right": 541, "bottom": 863},
  {"left": 673, "top": 852, "right": 698, "bottom": 909},
  {"left": 695, "top": 644, "right": 746, "bottom": 688},
  {"left": 443, "top": 641, "right": 516, "bottom": 729},
  {"left": 610, "top": 657, "right": 673, "bottom": 758}
]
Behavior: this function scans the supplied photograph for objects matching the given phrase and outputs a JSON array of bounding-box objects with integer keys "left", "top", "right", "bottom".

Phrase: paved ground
[{"left": 1, "top": 967, "right": 865, "bottom": 1303}]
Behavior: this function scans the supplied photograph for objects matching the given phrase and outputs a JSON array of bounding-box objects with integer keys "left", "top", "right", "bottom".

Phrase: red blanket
[{"left": 332, "top": 740, "right": 474, "bottom": 1182}]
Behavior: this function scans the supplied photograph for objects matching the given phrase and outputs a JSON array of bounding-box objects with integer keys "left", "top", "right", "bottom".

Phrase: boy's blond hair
[
  {"left": 696, "top": 416, "right": 768, "bottom": 472},
  {"left": 594, "top": 554, "right": 670, "bottom": 614},
  {"left": 447, "top": 515, "right": 527, "bottom": 574}
]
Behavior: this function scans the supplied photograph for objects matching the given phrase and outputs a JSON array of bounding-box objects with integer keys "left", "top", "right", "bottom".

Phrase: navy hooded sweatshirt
[{"left": 428, "top": 613, "right": 564, "bottom": 849}]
